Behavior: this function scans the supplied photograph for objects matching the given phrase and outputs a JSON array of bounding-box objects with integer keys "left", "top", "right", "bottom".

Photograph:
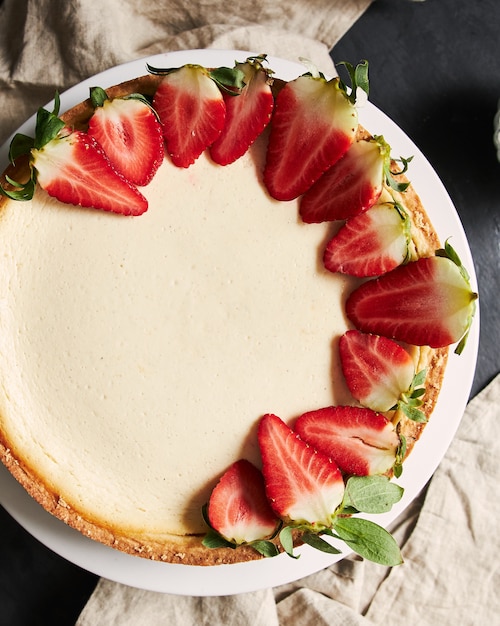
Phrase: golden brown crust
[{"left": 0, "top": 74, "right": 448, "bottom": 565}]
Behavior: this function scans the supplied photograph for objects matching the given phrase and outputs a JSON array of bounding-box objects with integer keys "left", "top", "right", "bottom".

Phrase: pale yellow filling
[{"left": 0, "top": 137, "right": 354, "bottom": 536}]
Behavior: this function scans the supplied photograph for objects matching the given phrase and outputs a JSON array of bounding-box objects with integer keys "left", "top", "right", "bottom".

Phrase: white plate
[{"left": 0, "top": 49, "right": 479, "bottom": 596}]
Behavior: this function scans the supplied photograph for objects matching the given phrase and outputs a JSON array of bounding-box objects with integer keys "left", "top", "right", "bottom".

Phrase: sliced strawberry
[
  {"left": 346, "top": 245, "right": 478, "bottom": 351},
  {"left": 323, "top": 200, "right": 411, "bottom": 277},
  {"left": 206, "top": 459, "right": 279, "bottom": 545},
  {"left": 339, "top": 330, "right": 423, "bottom": 417},
  {"left": 300, "top": 136, "right": 387, "bottom": 222},
  {"left": 2, "top": 95, "right": 148, "bottom": 215},
  {"left": 295, "top": 406, "right": 399, "bottom": 476},
  {"left": 210, "top": 55, "right": 274, "bottom": 165},
  {"left": 258, "top": 413, "right": 345, "bottom": 529},
  {"left": 263, "top": 70, "right": 359, "bottom": 201},
  {"left": 87, "top": 88, "right": 164, "bottom": 186},
  {"left": 32, "top": 130, "right": 148, "bottom": 215},
  {"left": 151, "top": 64, "right": 227, "bottom": 167}
]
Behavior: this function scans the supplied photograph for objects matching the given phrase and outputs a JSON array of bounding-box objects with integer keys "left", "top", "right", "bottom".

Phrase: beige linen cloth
[
  {"left": 1, "top": 1, "right": 498, "bottom": 624},
  {"left": 76, "top": 376, "right": 500, "bottom": 624}
]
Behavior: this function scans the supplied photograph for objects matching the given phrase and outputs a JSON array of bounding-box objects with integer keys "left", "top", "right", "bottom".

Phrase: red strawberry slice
[
  {"left": 346, "top": 247, "right": 478, "bottom": 350},
  {"left": 210, "top": 56, "right": 274, "bottom": 165},
  {"left": 323, "top": 200, "right": 411, "bottom": 277},
  {"left": 32, "top": 130, "right": 148, "bottom": 215},
  {"left": 300, "top": 136, "right": 387, "bottom": 223},
  {"left": 339, "top": 330, "right": 419, "bottom": 413},
  {"left": 295, "top": 406, "right": 399, "bottom": 476},
  {"left": 263, "top": 72, "right": 358, "bottom": 201},
  {"left": 152, "top": 64, "right": 226, "bottom": 167},
  {"left": 258, "top": 413, "right": 345, "bottom": 529},
  {"left": 206, "top": 459, "right": 279, "bottom": 544},
  {"left": 87, "top": 88, "right": 164, "bottom": 186}
]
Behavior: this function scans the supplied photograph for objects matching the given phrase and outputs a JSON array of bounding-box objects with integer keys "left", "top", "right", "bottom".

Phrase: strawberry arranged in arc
[
  {"left": 323, "top": 199, "right": 412, "bottom": 277},
  {"left": 300, "top": 136, "right": 386, "bottom": 223},
  {"left": 206, "top": 459, "right": 280, "bottom": 545},
  {"left": 258, "top": 413, "right": 345, "bottom": 529},
  {"left": 295, "top": 405, "right": 400, "bottom": 476},
  {"left": 263, "top": 62, "right": 368, "bottom": 201},
  {"left": 1, "top": 95, "right": 148, "bottom": 215},
  {"left": 210, "top": 55, "right": 275, "bottom": 166},
  {"left": 299, "top": 135, "right": 411, "bottom": 223},
  {"left": 339, "top": 330, "right": 425, "bottom": 421},
  {"left": 150, "top": 63, "right": 245, "bottom": 168},
  {"left": 32, "top": 131, "right": 148, "bottom": 215},
  {"left": 345, "top": 244, "right": 478, "bottom": 352},
  {"left": 87, "top": 87, "right": 164, "bottom": 186},
  {"left": 152, "top": 64, "right": 225, "bottom": 167}
]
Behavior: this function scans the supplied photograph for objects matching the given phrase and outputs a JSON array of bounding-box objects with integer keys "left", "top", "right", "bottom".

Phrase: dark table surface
[{"left": 1, "top": 0, "right": 499, "bottom": 623}]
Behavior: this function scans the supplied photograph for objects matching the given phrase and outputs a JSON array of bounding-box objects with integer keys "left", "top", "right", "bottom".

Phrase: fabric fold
[
  {"left": 0, "top": 0, "right": 371, "bottom": 145},
  {"left": 76, "top": 376, "right": 500, "bottom": 624}
]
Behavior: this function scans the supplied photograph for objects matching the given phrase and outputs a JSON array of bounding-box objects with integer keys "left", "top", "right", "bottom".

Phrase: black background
[{"left": 1, "top": 0, "right": 499, "bottom": 623}]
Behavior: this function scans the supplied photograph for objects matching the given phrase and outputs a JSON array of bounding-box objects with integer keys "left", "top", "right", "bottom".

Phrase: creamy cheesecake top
[{"left": 0, "top": 135, "right": 356, "bottom": 537}]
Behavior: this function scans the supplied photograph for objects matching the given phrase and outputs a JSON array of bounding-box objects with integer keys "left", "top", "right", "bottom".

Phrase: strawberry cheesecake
[{"left": 0, "top": 56, "right": 476, "bottom": 566}]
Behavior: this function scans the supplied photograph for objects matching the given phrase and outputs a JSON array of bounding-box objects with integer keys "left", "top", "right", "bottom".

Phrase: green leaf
[
  {"left": 279, "top": 526, "right": 299, "bottom": 559},
  {"left": 393, "top": 435, "right": 407, "bottom": 478},
  {"left": 333, "top": 517, "right": 403, "bottom": 566},
  {"left": 251, "top": 540, "right": 280, "bottom": 558},
  {"left": 302, "top": 532, "right": 342, "bottom": 555},
  {"left": 34, "top": 105, "right": 65, "bottom": 150},
  {"left": 410, "top": 387, "right": 426, "bottom": 399},
  {"left": 336, "top": 60, "right": 369, "bottom": 104},
  {"left": 412, "top": 368, "right": 427, "bottom": 388},
  {"left": 202, "top": 529, "right": 236, "bottom": 550},
  {"left": 90, "top": 86, "right": 109, "bottom": 108},
  {"left": 436, "top": 239, "right": 463, "bottom": 269},
  {"left": 209, "top": 66, "right": 246, "bottom": 95},
  {"left": 455, "top": 330, "right": 470, "bottom": 356},
  {"left": 9, "top": 133, "right": 35, "bottom": 163},
  {"left": 343, "top": 476, "right": 404, "bottom": 514},
  {"left": 340, "top": 505, "right": 360, "bottom": 516},
  {"left": 400, "top": 403, "right": 427, "bottom": 423},
  {"left": 122, "top": 92, "right": 154, "bottom": 106},
  {"left": 0, "top": 175, "right": 35, "bottom": 201}
]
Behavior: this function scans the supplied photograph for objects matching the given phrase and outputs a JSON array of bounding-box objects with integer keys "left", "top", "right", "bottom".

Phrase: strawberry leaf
[
  {"left": 90, "top": 86, "right": 108, "bottom": 108},
  {"left": 337, "top": 60, "right": 369, "bottom": 104},
  {"left": 333, "top": 517, "right": 403, "bottom": 566},
  {"left": 280, "top": 526, "right": 299, "bottom": 559},
  {"left": 34, "top": 94, "right": 65, "bottom": 150},
  {"left": 0, "top": 175, "right": 35, "bottom": 201},
  {"left": 384, "top": 156, "right": 413, "bottom": 192},
  {"left": 8, "top": 133, "right": 35, "bottom": 163},
  {"left": 410, "top": 387, "right": 426, "bottom": 399},
  {"left": 393, "top": 462, "right": 403, "bottom": 479},
  {"left": 400, "top": 404, "right": 427, "bottom": 423},
  {"left": 302, "top": 532, "right": 342, "bottom": 555},
  {"left": 202, "top": 529, "right": 236, "bottom": 550},
  {"left": 147, "top": 62, "right": 245, "bottom": 95},
  {"left": 412, "top": 368, "right": 427, "bottom": 388},
  {"left": 395, "top": 368, "right": 428, "bottom": 422},
  {"left": 455, "top": 331, "right": 470, "bottom": 356},
  {"left": 436, "top": 239, "right": 463, "bottom": 269},
  {"left": 250, "top": 540, "right": 280, "bottom": 558},
  {"left": 394, "top": 434, "right": 407, "bottom": 478},
  {"left": 209, "top": 66, "right": 246, "bottom": 95},
  {"left": 343, "top": 476, "right": 404, "bottom": 514}
]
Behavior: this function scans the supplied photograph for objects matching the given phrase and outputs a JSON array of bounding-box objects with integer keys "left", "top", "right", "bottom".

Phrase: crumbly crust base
[{"left": 0, "top": 75, "right": 447, "bottom": 565}]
